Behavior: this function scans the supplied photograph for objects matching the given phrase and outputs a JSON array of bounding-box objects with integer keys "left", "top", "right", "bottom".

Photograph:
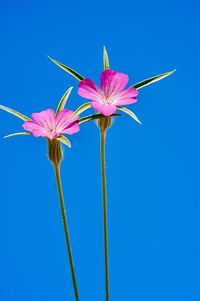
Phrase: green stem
[
  {"left": 54, "top": 164, "right": 79, "bottom": 301},
  {"left": 100, "top": 129, "right": 110, "bottom": 301}
]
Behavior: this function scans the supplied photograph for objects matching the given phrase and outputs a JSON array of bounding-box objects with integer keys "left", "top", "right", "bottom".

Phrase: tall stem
[
  {"left": 54, "top": 164, "right": 79, "bottom": 301},
  {"left": 100, "top": 129, "right": 109, "bottom": 301}
]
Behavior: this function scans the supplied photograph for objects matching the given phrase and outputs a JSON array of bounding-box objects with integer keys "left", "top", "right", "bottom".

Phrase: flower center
[
  {"left": 101, "top": 89, "right": 119, "bottom": 104},
  {"left": 102, "top": 95, "right": 119, "bottom": 104}
]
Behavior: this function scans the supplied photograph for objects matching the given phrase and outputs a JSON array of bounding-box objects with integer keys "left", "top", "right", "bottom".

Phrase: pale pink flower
[
  {"left": 23, "top": 109, "right": 80, "bottom": 139},
  {"left": 78, "top": 70, "right": 138, "bottom": 116}
]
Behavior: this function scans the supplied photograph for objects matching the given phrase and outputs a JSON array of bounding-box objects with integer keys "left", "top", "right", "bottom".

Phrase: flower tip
[
  {"left": 167, "top": 69, "right": 176, "bottom": 76},
  {"left": 3, "top": 135, "right": 12, "bottom": 139},
  {"left": 47, "top": 55, "right": 54, "bottom": 62}
]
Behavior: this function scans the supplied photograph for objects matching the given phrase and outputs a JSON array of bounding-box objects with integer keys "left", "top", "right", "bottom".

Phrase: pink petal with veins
[
  {"left": 62, "top": 122, "right": 80, "bottom": 135},
  {"left": 55, "top": 109, "right": 76, "bottom": 132},
  {"left": 23, "top": 108, "right": 79, "bottom": 139},
  {"left": 32, "top": 109, "right": 55, "bottom": 129},
  {"left": 116, "top": 97, "right": 137, "bottom": 105},
  {"left": 23, "top": 120, "right": 50, "bottom": 138},
  {"left": 115, "top": 87, "right": 138, "bottom": 105},
  {"left": 78, "top": 79, "right": 102, "bottom": 102},
  {"left": 100, "top": 70, "right": 129, "bottom": 97},
  {"left": 78, "top": 69, "right": 138, "bottom": 117},
  {"left": 91, "top": 101, "right": 116, "bottom": 117}
]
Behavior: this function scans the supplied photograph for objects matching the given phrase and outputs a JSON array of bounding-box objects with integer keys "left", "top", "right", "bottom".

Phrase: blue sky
[{"left": 0, "top": 0, "right": 199, "bottom": 300}]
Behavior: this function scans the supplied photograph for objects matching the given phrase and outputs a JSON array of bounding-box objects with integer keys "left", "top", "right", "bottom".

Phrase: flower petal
[
  {"left": 23, "top": 121, "right": 49, "bottom": 138},
  {"left": 62, "top": 122, "right": 80, "bottom": 135},
  {"left": 23, "top": 108, "right": 79, "bottom": 139},
  {"left": 120, "top": 86, "right": 138, "bottom": 98},
  {"left": 115, "top": 87, "right": 138, "bottom": 105},
  {"left": 115, "top": 97, "right": 138, "bottom": 105},
  {"left": 55, "top": 109, "right": 78, "bottom": 133},
  {"left": 100, "top": 70, "right": 129, "bottom": 97},
  {"left": 56, "top": 109, "right": 73, "bottom": 124},
  {"left": 91, "top": 101, "right": 116, "bottom": 116},
  {"left": 32, "top": 109, "right": 56, "bottom": 130},
  {"left": 24, "top": 109, "right": 57, "bottom": 139},
  {"left": 78, "top": 79, "right": 102, "bottom": 101}
]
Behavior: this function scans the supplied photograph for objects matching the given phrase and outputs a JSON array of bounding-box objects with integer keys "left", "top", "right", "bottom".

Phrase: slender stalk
[
  {"left": 100, "top": 129, "right": 109, "bottom": 301},
  {"left": 54, "top": 163, "right": 79, "bottom": 301}
]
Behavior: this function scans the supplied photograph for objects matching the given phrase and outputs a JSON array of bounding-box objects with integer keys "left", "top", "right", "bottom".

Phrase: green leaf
[
  {"left": 71, "top": 102, "right": 91, "bottom": 119},
  {"left": 117, "top": 106, "right": 142, "bottom": 124},
  {"left": 57, "top": 135, "right": 71, "bottom": 148},
  {"left": 56, "top": 86, "right": 73, "bottom": 113},
  {"left": 103, "top": 46, "right": 110, "bottom": 70},
  {"left": 78, "top": 113, "right": 121, "bottom": 124},
  {"left": 48, "top": 56, "right": 84, "bottom": 81},
  {"left": 132, "top": 69, "right": 176, "bottom": 90},
  {"left": 0, "top": 105, "right": 31, "bottom": 121},
  {"left": 4, "top": 132, "right": 32, "bottom": 138}
]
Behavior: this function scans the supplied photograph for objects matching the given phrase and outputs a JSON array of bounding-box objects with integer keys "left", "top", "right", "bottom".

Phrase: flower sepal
[
  {"left": 56, "top": 86, "right": 73, "bottom": 113},
  {"left": 103, "top": 46, "right": 110, "bottom": 70},
  {"left": 57, "top": 135, "right": 71, "bottom": 148},
  {"left": 48, "top": 56, "right": 84, "bottom": 81},
  {"left": 78, "top": 113, "right": 121, "bottom": 125},
  {"left": 117, "top": 106, "right": 141, "bottom": 125},
  {"left": 48, "top": 47, "right": 176, "bottom": 92},
  {"left": 71, "top": 102, "right": 91, "bottom": 119},
  {"left": 0, "top": 105, "right": 30, "bottom": 121},
  {"left": 4, "top": 132, "right": 32, "bottom": 138},
  {"left": 132, "top": 69, "right": 176, "bottom": 90}
]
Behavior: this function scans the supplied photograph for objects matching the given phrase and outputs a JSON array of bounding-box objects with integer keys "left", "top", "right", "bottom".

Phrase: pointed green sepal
[
  {"left": 71, "top": 102, "right": 91, "bottom": 119},
  {"left": 132, "top": 69, "right": 176, "bottom": 90},
  {"left": 78, "top": 113, "right": 121, "bottom": 124},
  {"left": 56, "top": 86, "right": 73, "bottom": 113},
  {"left": 4, "top": 132, "right": 32, "bottom": 138},
  {"left": 0, "top": 105, "right": 30, "bottom": 121},
  {"left": 78, "top": 113, "right": 104, "bottom": 124},
  {"left": 48, "top": 56, "right": 84, "bottom": 81},
  {"left": 117, "top": 106, "right": 142, "bottom": 124},
  {"left": 103, "top": 46, "right": 110, "bottom": 70},
  {"left": 57, "top": 135, "right": 71, "bottom": 148}
]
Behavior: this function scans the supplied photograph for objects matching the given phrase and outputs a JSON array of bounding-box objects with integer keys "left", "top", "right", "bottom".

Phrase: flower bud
[{"left": 48, "top": 139, "right": 63, "bottom": 166}]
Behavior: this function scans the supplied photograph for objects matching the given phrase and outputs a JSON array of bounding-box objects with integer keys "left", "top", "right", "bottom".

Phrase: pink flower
[
  {"left": 23, "top": 109, "right": 80, "bottom": 139},
  {"left": 78, "top": 70, "right": 138, "bottom": 117}
]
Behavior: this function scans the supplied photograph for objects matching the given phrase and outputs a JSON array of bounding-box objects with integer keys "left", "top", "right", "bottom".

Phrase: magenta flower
[
  {"left": 0, "top": 86, "right": 94, "bottom": 147},
  {"left": 48, "top": 47, "right": 176, "bottom": 301},
  {"left": 0, "top": 88, "right": 83, "bottom": 301},
  {"left": 23, "top": 108, "right": 80, "bottom": 139},
  {"left": 0, "top": 85, "right": 104, "bottom": 301},
  {"left": 78, "top": 70, "right": 138, "bottom": 116}
]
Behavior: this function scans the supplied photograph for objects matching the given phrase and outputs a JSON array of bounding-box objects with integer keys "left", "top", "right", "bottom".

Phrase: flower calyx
[{"left": 48, "top": 139, "right": 63, "bottom": 167}]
